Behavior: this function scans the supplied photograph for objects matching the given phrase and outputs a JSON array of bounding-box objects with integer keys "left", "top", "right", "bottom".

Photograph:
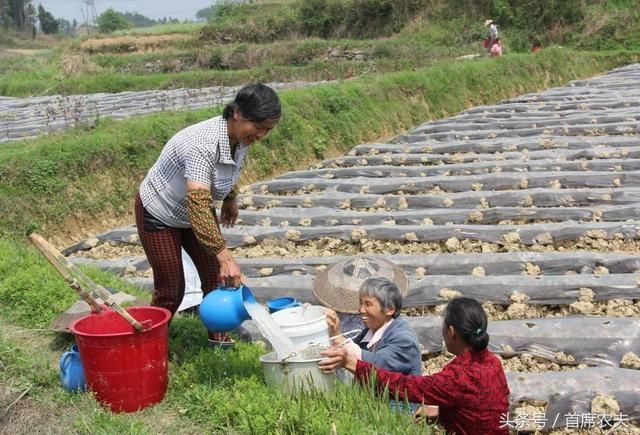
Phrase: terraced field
[{"left": 66, "top": 64, "right": 640, "bottom": 432}]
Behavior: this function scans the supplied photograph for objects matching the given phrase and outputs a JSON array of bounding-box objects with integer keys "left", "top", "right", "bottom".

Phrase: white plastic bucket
[{"left": 271, "top": 305, "right": 330, "bottom": 350}]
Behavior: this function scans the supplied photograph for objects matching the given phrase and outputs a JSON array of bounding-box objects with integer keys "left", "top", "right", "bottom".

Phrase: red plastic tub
[{"left": 70, "top": 306, "right": 171, "bottom": 413}]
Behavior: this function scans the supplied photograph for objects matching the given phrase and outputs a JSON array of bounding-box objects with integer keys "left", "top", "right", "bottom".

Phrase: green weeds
[
  {"left": 112, "top": 22, "right": 205, "bottom": 36},
  {"left": 0, "top": 251, "right": 433, "bottom": 433},
  {"left": 0, "top": 239, "right": 146, "bottom": 328}
]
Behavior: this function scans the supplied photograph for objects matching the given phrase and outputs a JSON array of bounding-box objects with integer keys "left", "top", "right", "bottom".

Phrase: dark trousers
[{"left": 135, "top": 194, "right": 219, "bottom": 316}]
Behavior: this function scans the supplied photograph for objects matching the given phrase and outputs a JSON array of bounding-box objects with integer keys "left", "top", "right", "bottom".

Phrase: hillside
[{"left": 1, "top": 0, "right": 639, "bottom": 97}]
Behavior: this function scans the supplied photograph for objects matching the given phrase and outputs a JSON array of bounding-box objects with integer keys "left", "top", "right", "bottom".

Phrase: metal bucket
[{"left": 260, "top": 351, "right": 339, "bottom": 393}]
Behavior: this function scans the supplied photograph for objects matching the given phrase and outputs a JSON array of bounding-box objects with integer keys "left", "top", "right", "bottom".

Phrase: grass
[
  {"left": 574, "top": 3, "right": 640, "bottom": 50},
  {"left": 0, "top": 60, "right": 377, "bottom": 96},
  {"left": 0, "top": 240, "right": 438, "bottom": 433},
  {"left": 0, "top": 49, "right": 54, "bottom": 74},
  {"left": 0, "top": 29, "right": 61, "bottom": 49},
  {"left": 0, "top": 26, "right": 469, "bottom": 97},
  {"left": 1, "top": 48, "right": 640, "bottom": 241},
  {"left": 2, "top": 0, "right": 639, "bottom": 98},
  {"left": 1, "top": 0, "right": 640, "bottom": 99},
  {"left": 112, "top": 22, "right": 206, "bottom": 36},
  {"left": 89, "top": 33, "right": 461, "bottom": 72}
]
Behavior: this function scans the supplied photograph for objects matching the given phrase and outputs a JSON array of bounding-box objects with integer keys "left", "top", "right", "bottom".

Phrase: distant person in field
[
  {"left": 531, "top": 38, "right": 543, "bottom": 53},
  {"left": 490, "top": 38, "right": 503, "bottom": 57},
  {"left": 324, "top": 277, "right": 422, "bottom": 411},
  {"left": 320, "top": 297, "right": 510, "bottom": 435},
  {"left": 136, "top": 83, "right": 280, "bottom": 349},
  {"left": 484, "top": 19, "right": 499, "bottom": 54}
]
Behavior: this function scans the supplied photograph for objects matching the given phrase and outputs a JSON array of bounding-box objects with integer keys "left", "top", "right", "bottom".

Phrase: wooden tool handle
[{"left": 28, "top": 233, "right": 148, "bottom": 332}]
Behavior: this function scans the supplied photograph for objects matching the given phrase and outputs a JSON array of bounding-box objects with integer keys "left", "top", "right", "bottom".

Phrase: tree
[
  {"left": 97, "top": 7, "right": 129, "bottom": 33},
  {"left": 0, "top": 0, "right": 7, "bottom": 27},
  {"left": 38, "top": 4, "right": 58, "bottom": 34},
  {"left": 121, "top": 11, "right": 156, "bottom": 27},
  {"left": 24, "top": 1, "right": 34, "bottom": 35},
  {"left": 195, "top": 5, "right": 215, "bottom": 21},
  {"left": 7, "top": 0, "right": 28, "bottom": 30},
  {"left": 57, "top": 17, "right": 73, "bottom": 35}
]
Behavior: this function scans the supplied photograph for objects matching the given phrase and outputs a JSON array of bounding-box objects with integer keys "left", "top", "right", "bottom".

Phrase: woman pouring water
[
  {"left": 324, "top": 277, "right": 422, "bottom": 411},
  {"left": 320, "top": 297, "right": 510, "bottom": 435},
  {"left": 135, "top": 83, "right": 281, "bottom": 348}
]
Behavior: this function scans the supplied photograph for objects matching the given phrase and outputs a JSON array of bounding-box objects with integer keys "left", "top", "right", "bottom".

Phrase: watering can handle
[
  {"left": 60, "top": 351, "right": 72, "bottom": 374},
  {"left": 217, "top": 283, "right": 248, "bottom": 291}
]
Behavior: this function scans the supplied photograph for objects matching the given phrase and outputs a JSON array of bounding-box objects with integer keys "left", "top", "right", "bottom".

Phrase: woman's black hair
[
  {"left": 444, "top": 297, "right": 489, "bottom": 351},
  {"left": 222, "top": 83, "right": 281, "bottom": 122}
]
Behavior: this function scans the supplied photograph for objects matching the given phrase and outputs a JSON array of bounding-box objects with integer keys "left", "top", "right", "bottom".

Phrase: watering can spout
[{"left": 199, "top": 284, "right": 257, "bottom": 332}]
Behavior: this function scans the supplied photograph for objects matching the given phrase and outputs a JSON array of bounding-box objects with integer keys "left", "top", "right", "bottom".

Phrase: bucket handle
[
  {"left": 279, "top": 329, "right": 363, "bottom": 363},
  {"left": 329, "top": 329, "right": 362, "bottom": 344},
  {"left": 304, "top": 329, "right": 362, "bottom": 349}
]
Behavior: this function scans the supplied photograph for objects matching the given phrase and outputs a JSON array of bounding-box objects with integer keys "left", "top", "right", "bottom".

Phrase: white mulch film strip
[{"left": 0, "top": 80, "right": 326, "bottom": 143}]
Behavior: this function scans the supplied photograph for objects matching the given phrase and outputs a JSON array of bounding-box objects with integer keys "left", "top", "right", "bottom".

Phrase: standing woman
[
  {"left": 135, "top": 83, "right": 281, "bottom": 347},
  {"left": 484, "top": 19, "right": 499, "bottom": 54}
]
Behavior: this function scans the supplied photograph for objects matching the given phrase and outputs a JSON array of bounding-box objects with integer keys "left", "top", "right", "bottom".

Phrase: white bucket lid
[{"left": 271, "top": 305, "right": 326, "bottom": 327}]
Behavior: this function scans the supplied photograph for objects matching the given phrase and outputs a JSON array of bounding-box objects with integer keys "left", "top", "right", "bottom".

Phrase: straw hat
[
  {"left": 313, "top": 256, "right": 409, "bottom": 314},
  {"left": 484, "top": 19, "right": 494, "bottom": 26}
]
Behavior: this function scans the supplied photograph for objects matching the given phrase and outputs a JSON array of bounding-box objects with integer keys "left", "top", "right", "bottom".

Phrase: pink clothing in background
[{"left": 490, "top": 42, "right": 503, "bottom": 57}]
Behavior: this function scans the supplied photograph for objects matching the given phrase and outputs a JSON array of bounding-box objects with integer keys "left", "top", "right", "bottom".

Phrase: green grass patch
[
  {"left": 0, "top": 239, "right": 147, "bottom": 328},
  {"left": 0, "top": 49, "right": 54, "bottom": 75},
  {"left": 112, "top": 22, "right": 206, "bottom": 36},
  {"left": 0, "top": 239, "right": 79, "bottom": 328},
  {"left": 0, "top": 334, "right": 57, "bottom": 389},
  {"left": 0, "top": 34, "right": 464, "bottom": 97},
  {"left": 2, "top": 0, "right": 640, "bottom": 98},
  {"left": 0, "top": 60, "right": 372, "bottom": 97},
  {"left": 89, "top": 34, "right": 460, "bottom": 73},
  {"left": 0, "top": 244, "right": 433, "bottom": 433}
]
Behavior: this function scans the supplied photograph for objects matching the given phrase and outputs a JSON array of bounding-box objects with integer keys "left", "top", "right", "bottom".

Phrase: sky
[{"left": 37, "top": 0, "right": 216, "bottom": 23}]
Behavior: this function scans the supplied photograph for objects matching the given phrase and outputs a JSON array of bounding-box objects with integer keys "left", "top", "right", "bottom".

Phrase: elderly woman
[
  {"left": 136, "top": 83, "right": 281, "bottom": 348},
  {"left": 325, "top": 277, "right": 422, "bottom": 409}
]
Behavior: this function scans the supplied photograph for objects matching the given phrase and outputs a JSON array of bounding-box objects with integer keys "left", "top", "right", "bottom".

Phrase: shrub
[
  {"left": 97, "top": 8, "right": 131, "bottom": 34},
  {"left": 298, "top": 0, "right": 429, "bottom": 39}
]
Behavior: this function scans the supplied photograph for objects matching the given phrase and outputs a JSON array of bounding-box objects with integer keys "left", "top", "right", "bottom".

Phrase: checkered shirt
[{"left": 139, "top": 116, "right": 248, "bottom": 228}]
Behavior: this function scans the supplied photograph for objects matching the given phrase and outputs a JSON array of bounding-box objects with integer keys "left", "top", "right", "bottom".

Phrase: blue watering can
[
  {"left": 200, "top": 284, "right": 256, "bottom": 332},
  {"left": 266, "top": 296, "right": 301, "bottom": 313},
  {"left": 59, "top": 344, "right": 86, "bottom": 392}
]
